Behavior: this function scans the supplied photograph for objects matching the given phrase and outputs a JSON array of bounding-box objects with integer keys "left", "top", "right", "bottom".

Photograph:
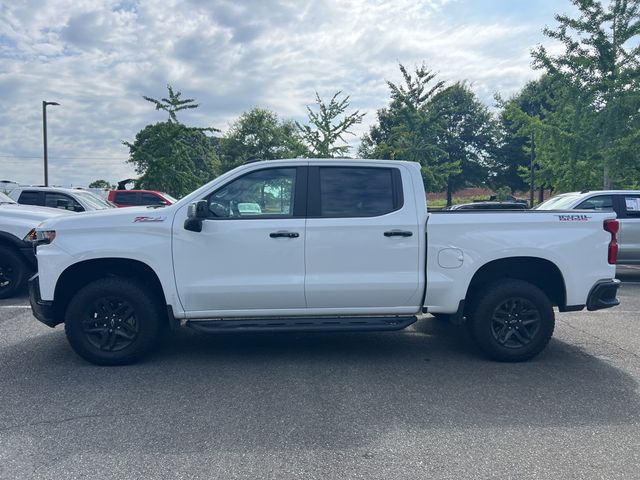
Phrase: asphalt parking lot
[{"left": 1, "top": 267, "right": 639, "bottom": 480}]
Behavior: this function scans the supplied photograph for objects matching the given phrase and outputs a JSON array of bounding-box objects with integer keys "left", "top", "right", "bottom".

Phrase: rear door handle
[
  {"left": 384, "top": 230, "right": 413, "bottom": 237},
  {"left": 270, "top": 231, "right": 299, "bottom": 238}
]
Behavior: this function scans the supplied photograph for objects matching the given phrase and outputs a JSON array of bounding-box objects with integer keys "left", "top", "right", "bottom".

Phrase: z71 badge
[
  {"left": 556, "top": 214, "right": 591, "bottom": 222},
  {"left": 133, "top": 216, "right": 167, "bottom": 223}
]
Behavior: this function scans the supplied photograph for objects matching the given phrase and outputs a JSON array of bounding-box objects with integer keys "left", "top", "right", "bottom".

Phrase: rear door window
[{"left": 315, "top": 167, "right": 403, "bottom": 218}]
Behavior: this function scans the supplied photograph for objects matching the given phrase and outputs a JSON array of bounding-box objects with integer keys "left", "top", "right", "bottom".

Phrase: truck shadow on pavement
[{"left": 1, "top": 315, "right": 639, "bottom": 465}]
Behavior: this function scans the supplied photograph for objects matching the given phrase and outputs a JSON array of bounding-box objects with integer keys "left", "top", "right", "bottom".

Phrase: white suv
[
  {"left": 9, "top": 187, "right": 114, "bottom": 212},
  {"left": 536, "top": 190, "right": 640, "bottom": 264}
]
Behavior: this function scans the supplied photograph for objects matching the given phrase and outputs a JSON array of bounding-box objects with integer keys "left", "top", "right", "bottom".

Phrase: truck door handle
[
  {"left": 270, "top": 231, "right": 299, "bottom": 238},
  {"left": 384, "top": 230, "right": 413, "bottom": 237}
]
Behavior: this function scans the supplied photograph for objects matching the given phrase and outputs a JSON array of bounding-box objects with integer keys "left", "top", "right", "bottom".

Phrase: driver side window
[{"left": 208, "top": 167, "right": 296, "bottom": 218}]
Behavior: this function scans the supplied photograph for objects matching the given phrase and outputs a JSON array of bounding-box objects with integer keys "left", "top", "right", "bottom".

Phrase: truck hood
[
  {"left": 38, "top": 205, "right": 175, "bottom": 230},
  {"left": 0, "top": 203, "right": 75, "bottom": 223}
]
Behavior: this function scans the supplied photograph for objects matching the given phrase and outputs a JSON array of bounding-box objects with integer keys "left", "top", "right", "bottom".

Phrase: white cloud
[{"left": 0, "top": 0, "right": 556, "bottom": 186}]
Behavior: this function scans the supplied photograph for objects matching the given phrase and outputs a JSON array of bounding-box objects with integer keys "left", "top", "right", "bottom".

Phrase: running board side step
[{"left": 186, "top": 316, "right": 418, "bottom": 334}]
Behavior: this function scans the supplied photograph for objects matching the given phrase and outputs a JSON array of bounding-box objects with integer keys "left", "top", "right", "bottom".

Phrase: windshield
[
  {"left": 535, "top": 193, "right": 582, "bottom": 210},
  {"left": 75, "top": 191, "right": 115, "bottom": 210},
  {"left": 0, "top": 192, "right": 16, "bottom": 204},
  {"left": 162, "top": 193, "right": 178, "bottom": 203}
]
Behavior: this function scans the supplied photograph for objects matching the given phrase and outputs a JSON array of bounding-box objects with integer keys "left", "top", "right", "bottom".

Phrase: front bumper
[
  {"left": 586, "top": 279, "right": 621, "bottom": 311},
  {"left": 28, "top": 274, "right": 59, "bottom": 328}
]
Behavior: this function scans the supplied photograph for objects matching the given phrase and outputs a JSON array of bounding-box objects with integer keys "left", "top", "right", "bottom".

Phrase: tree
[
  {"left": 297, "top": 91, "right": 365, "bottom": 157},
  {"left": 124, "top": 87, "right": 220, "bottom": 197},
  {"left": 532, "top": 0, "right": 640, "bottom": 188},
  {"left": 218, "top": 108, "right": 306, "bottom": 172},
  {"left": 428, "top": 83, "right": 497, "bottom": 205},
  {"left": 494, "top": 74, "right": 561, "bottom": 199},
  {"left": 143, "top": 84, "right": 210, "bottom": 125},
  {"left": 88, "top": 179, "right": 114, "bottom": 190},
  {"left": 359, "top": 63, "right": 457, "bottom": 192}
]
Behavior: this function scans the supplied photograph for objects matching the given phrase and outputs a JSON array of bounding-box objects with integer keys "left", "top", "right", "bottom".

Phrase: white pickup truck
[{"left": 28, "top": 159, "right": 621, "bottom": 365}]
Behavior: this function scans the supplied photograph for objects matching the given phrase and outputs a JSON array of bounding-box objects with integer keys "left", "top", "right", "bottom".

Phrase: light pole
[{"left": 42, "top": 101, "right": 60, "bottom": 187}]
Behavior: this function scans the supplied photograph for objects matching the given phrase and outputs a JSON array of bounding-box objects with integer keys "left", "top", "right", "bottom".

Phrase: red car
[{"left": 107, "top": 190, "right": 177, "bottom": 208}]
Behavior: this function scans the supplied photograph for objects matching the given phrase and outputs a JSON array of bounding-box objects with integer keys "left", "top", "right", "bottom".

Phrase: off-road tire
[
  {"left": 467, "top": 279, "right": 555, "bottom": 362},
  {"left": 64, "top": 277, "right": 163, "bottom": 365}
]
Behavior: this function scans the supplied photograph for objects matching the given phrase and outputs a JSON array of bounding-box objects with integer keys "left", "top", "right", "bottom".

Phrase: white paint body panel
[
  {"left": 305, "top": 162, "right": 421, "bottom": 313},
  {"left": 424, "top": 212, "right": 616, "bottom": 313},
  {"left": 34, "top": 159, "right": 617, "bottom": 320}
]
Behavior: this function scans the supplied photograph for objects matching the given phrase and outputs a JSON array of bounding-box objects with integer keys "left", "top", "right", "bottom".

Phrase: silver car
[{"left": 536, "top": 190, "right": 640, "bottom": 264}]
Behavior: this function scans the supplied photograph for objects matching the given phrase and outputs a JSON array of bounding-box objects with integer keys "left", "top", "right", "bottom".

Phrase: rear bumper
[
  {"left": 586, "top": 279, "right": 621, "bottom": 311},
  {"left": 28, "top": 274, "right": 59, "bottom": 328}
]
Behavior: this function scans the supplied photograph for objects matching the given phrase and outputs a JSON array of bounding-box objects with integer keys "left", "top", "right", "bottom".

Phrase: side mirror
[{"left": 184, "top": 200, "right": 208, "bottom": 232}]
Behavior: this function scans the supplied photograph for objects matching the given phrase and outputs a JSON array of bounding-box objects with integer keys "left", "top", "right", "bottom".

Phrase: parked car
[
  {"left": 0, "top": 180, "right": 20, "bottom": 194},
  {"left": 29, "top": 159, "right": 619, "bottom": 365},
  {"left": 0, "top": 192, "right": 73, "bottom": 298},
  {"left": 9, "top": 186, "right": 115, "bottom": 212},
  {"left": 108, "top": 190, "right": 177, "bottom": 208},
  {"left": 446, "top": 201, "right": 528, "bottom": 210},
  {"left": 536, "top": 190, "right": 640, "bottom": 264}
]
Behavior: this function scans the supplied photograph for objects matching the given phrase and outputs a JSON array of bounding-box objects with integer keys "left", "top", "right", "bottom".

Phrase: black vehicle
[{"left": 446, "top": 201, "right": 529, "bottom": 211}]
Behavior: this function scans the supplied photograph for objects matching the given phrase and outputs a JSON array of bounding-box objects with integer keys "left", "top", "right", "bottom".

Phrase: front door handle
[
  {"left": 270, "top": 231, "right": 299, "bottom": 238},
  {"left": 384, "top": 230, "right": 413, "bottom": 237}
]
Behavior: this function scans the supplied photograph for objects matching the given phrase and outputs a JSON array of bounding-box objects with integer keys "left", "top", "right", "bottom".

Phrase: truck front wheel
[
  {"left": 468, "top": 280, "right": 555, "bottom": 362},
  {"left": 64, "top": 277, "right": 163, "bottom": 365}
]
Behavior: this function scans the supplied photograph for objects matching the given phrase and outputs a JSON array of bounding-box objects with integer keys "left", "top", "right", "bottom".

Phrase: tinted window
[
  {"left": 140, "top": 192, "right": 165, "bottom": 206},
  {"left": 114, "top": 192, "right": 138, "bottom": 205},
  {"left": 18, "top": 191, "right": 41, "bottom": 206},
  {"left": 45, "top": 192, "right": 82, "bottom": 211},
  {"left": 319, "top": 167, "right": 399, "bottom": 217},
  {"left": 208, "top": 168, "right": 296, "bottom": 218},
  {"left": 576, "top": 195, "right": 613, "bottom": 211}
]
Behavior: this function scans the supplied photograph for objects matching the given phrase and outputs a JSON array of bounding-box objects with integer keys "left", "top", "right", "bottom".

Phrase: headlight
[{"left": 24, "top": 229, "right": 56, "bottom": 245}]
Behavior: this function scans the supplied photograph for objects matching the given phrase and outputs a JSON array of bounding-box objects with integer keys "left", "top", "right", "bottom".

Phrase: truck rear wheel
[
  {"left": 0, "top": 246, "right": 27, "bottom": 299},
  {"left": 64, "top": 277, "right": 163, "bottom": 365},
  {"left": 467, "top": 279, "right": 555, "bottom": 362}
]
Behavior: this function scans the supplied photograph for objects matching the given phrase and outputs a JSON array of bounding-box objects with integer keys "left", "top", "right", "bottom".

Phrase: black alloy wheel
[
  {"left": 82, "top": 297, "right": 140, "bottom": 352},
  {"left": 490, "top": 297, "right": 541, "bottom": 349},
  {"left": 65, "top": 277, "right": 163, "bottom": 365},
  {"left": 468, "top": 279, "right": 555, "bottom": 362}
]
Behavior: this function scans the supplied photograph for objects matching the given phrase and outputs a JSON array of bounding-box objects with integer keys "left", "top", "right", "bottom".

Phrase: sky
[{"left": 0, "top": 0, "right": 569, "bottom": 187}]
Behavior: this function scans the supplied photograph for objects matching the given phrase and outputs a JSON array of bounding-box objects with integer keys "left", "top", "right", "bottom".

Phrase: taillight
[{"left": 603, "top": 219, "right": 619, "bottom": 265}]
